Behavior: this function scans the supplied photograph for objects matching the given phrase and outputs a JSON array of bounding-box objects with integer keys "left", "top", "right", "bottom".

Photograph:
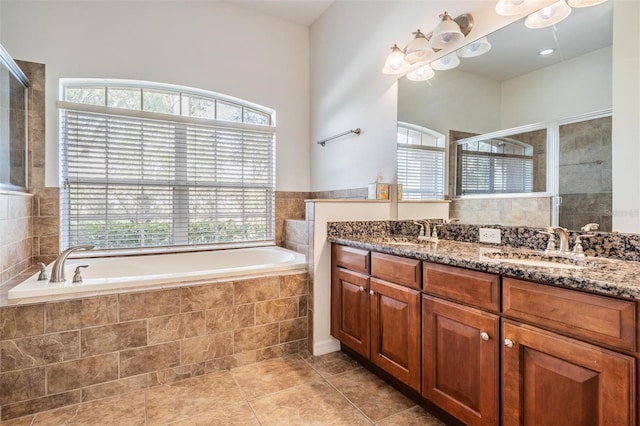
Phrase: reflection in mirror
[
  {"left": 397, "top": 1, "right": 613, "bottom": 231},
  {"left": 455, "top": 128, "right": 547, "bottom": 196},
  {"left": 0, "top": 44, "right": 29, "bottom": 192}
]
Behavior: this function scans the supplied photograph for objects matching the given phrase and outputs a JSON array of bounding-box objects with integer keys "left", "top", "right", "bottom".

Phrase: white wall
[
  {"left": 612, "top": 0, "right": 640, "bottom": 233},
  {"left": 309, "top": 0, "right": 521, "bottom": 192},
  {"left": 501, "top": 46, "right": 612, "bottom": 128},
  {"left": 0, "top": 1, "right": 310, "bottom": 191}
]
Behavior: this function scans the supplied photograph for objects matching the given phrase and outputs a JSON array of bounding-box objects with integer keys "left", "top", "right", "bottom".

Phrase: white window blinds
[
  {"left": 460, "top": 151, "right": 533, "bottom": 194},
  {"left": 397, "top": 144, "right": 445, "bottom": 199},
  {"left": 60, "top": 108, "right": 275, "bottom": 250}
]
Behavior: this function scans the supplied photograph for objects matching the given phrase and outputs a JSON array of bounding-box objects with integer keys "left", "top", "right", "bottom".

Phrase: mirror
[
  {"left": 0, "top": 44, "right": 29, "bottom": 192},
  {"left": 397, "top": 1, "right": 614, "bottom": 231}
]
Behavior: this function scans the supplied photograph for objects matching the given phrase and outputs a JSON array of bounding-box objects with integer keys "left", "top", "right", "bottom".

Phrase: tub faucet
[{"left": 49, "top": 245, "right": 95, "bottom": 283}]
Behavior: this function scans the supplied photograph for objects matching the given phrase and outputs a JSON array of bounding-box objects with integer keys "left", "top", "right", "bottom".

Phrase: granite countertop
[{"left": 329, "top": 236, "right": 640, "bottom": 300}]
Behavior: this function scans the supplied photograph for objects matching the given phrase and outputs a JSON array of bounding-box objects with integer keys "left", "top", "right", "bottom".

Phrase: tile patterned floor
[{"left": 1, "top": 352, "right": 451, "bottom": 426}]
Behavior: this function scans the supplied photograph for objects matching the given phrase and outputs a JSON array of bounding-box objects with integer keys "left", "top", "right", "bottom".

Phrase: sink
[
  {"left": 482, "top": 252, "right": 601, "bottom": 270},
  {"left": 378, "top": 237, "right": 423, "bottom": 246}
]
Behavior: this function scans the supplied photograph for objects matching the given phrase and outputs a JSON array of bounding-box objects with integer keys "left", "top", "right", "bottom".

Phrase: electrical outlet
[{"left": 479, "top": 228, "right": 501, "bottom": 244}]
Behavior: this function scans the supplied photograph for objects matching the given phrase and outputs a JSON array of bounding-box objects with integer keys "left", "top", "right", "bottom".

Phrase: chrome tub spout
[{"left": 49, "top": 245, "right": 95, "bottom": 283}]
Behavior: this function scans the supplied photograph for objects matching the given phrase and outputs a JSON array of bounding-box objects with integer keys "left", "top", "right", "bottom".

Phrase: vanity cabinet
[
  {"left": 331, "top": 245, "right": 422, "bottom": 391},
  {"left": 422, "top": 263, "right": 500, "bottom": 426},
  {"left": 502, "top": 277, "right": 636, "bottom": 426},
  {"left": 331, "top": 245, "right": 371, "bottom": 357},
  {"left": 331, "top": 244, "right": 637, "bottom": 426}
]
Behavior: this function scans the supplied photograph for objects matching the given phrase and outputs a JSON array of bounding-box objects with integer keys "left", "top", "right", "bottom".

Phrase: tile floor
[{"left": 1, "top": 351, "right": 451, "bottom": 425}]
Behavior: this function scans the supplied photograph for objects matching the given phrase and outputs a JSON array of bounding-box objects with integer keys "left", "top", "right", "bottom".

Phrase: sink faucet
[
  {"left": 49, "top": 245, "right": 95, "bottom": 283},
  {"left": 546, "top": 227, "right": 570, "bottom": 254}
]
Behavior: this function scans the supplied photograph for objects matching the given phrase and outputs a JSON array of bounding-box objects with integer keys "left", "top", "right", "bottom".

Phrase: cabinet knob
[
  {"left": 369, "top": 290, "right": 375, "bottom": 296},
  {"left": 358, "top": 286, "right": 365, "bottom": 292},
  {"left": 480, "top": 332, "right": 490, "bottom": 341},
  {"left": 504, "top": 338, "right": 514, "bottom": 348}
]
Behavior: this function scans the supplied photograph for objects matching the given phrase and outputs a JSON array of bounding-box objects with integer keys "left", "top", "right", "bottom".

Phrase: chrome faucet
[
  {"left": 49, "top": 245, "right": 94, "bottom": 283},
  {"left": 546, "top": 227, "right": 570, "bottom": 254}
]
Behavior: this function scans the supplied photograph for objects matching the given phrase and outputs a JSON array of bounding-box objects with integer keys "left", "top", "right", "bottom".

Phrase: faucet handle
[
  {"left": 72, "top": 265, "right": 89, "bottom": 284},
  {"left": 580, "top": 223, "right": 599, "bottom": 232},
  {"left": 37, "top": 262, "right": 48, "bottom": 281},
  {"left": 413, "top": 221, "right": 425, "bottom": 237},
  {"left": 539, "top": 231, "right": 557, "bottom": 254}
]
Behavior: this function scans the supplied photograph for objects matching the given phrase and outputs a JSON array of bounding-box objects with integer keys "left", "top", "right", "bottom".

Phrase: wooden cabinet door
[
  {"left": 370, "top": 278, "right": 421, "bottom": 391},
  {"left": 422, "top": 295, "right": 499, "bottom": 426},
  {"left": 331, "top": 267, "right": 370, "bottom": 357},
  {"left": 502, "top": 320, "right": 635, "bottom": 426}
]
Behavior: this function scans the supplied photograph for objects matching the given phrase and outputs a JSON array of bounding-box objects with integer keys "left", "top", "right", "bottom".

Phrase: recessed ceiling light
[{"left": 538, "top": 48, "right": 555, "bottom": 56}]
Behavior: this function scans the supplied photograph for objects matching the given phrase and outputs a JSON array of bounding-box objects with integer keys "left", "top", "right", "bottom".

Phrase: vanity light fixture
[
  {"left": 538, "top": 47, "right": 555, "bottom": 55},
  {"left": 431, "top": 52, "right": 460, "bottom": 70},
  {"left": 406, "top": 63, "right": 435, "bottom": 81},
  {"left": 429, "top": 12, "right": 473, "bottom": 49},
  {"left": 404, "top": 30, "right": 433, "bottom": 64},
  {"left": 525, "top": 0, "right": 572, "bottom": 29},
  {"left": 457, "top": 37, "right": 492, "bottom": 58},
  {"left": 382, "top": 44, "right": 411, "bottom": 75}
]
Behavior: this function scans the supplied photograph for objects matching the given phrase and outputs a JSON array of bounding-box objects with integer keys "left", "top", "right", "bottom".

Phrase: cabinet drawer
[
  {"left": 371, "top": 252, "right": 421, "bottom": 290},
  {"left": 333, "top": 244, "right": 370, "bottom": 274},
  {"left": 503, "top": 278, "right": 636, "bottom": 351},
  {"left": 423, "top": 262, "right": 500, "bottom": 312}
]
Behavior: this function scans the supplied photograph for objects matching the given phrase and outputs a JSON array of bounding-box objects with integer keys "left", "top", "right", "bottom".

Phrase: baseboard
[{"left": 313, "top": 338, "right": 340, "bottom": 356}]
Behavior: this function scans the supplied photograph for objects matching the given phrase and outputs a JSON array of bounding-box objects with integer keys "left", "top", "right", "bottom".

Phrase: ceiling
[
  {"left": 224, "top": 0, "right": 335, "bottom": 26},
  {"left": 456, "top": 1, "right": 613, "bottom": 81}
]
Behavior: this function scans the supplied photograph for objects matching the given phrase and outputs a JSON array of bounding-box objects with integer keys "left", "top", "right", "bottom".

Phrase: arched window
[
  {"left": 397, "top": 122, "right": 446, "bottom": 200},
  {"left": 59, "top": 79, "right": 275, "bottom": 251}
]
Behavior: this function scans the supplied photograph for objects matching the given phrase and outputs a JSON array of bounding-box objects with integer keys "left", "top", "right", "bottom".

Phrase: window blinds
[
  {"left": 460, "top": 151, "right": 533, "bottom": 194},
  {"left": 60, "top": 109, "right": 275, "bottom": 250},
  {"left": 397, "top": 144, "right": 445, "bottom": 199}
]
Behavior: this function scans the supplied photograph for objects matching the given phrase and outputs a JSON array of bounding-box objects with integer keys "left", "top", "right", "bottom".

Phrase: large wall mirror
[
  {"left": 0, "top": 44, "right": 30, "bottom": 192},
  {"left": 397, "top": 1, "right": 614, "bottom": 231}
]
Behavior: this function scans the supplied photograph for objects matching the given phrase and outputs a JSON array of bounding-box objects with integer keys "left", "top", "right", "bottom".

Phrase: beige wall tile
[
  {"left": 45, "top": 295, "right": 118, "bottom": 333},
  {"left": 280, "top": 317, "right": 307, "bottom": 343},
  {"left": 81, "top": 320, "right": 147, "bottom": 357},
  {"left": 46, "top": 353, "right": 118, "bottom": 394},
  {"left": 256, "top": 341, "right": 299, "bottom": 362},
  {"left": 205, "top": 351, "right": 257, "bottom": 373},
  {"left": 120, "top": 342, "right": 180, "bottom": 378},
  {"left": 299, "top": 295, "right": 308, "bottom": 317},
  {"left": 0, "top": 367, "right": 45, "bottom": 405},
  {"left": 1, "top": 331, "right": 79, "bottom": 371},
  {"left": 180, "top": 332, "right": 233, "bottom": 364},
  {"left": 205, "top": 304, "right": 254, "bottom": 334},
  {"left": 0, "top": 305, "right": 44, "bottom": 339},
  {"left": 119, "top": 289, "right": 181, "bottom": 321},
  {"left": 148, "top": 311, "right": 206, "bottom": 345},
  {"left": 180, "top": 282, "right": 234, "bottom": 312},
  {"left": 234, "top": 323, "right": 279, "bottom": 352},
  {"left": 1, "top": 390, "right": 80, "bottom": 422},
  {"left": 234, "top": 277, "right": 279, "bottom": 304},
  {"left": 81, "top": 374, "right": 149, "bottom": 402},
  {"left": 148, "top": 363, "right": 205, "bottom": 386},
  {"left": 280, "top": 273, "right": 308, "bottom": 297},
  {"left": 255, "top": 298, "right": 298, "bottom": 325}
]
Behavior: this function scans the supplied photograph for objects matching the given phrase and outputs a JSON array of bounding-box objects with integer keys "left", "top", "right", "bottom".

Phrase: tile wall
[{"left": 0, "top": 272, "right": 308, "bottom": 421}]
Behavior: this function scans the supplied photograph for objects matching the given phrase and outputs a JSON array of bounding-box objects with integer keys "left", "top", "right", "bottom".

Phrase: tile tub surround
[
  {"left": 328, "top": 221, "right": 640, "bottom": 300},
  {"left": 0, "top": 272, "right": 308, "bottom": 421}
]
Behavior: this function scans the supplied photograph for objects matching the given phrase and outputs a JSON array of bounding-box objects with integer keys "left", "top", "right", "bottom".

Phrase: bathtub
[{"left": 8, "top": 246, "right": 306, "bottom": 300}]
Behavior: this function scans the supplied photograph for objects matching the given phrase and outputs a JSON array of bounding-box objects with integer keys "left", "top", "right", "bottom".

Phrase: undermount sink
[
  {"left": 379, "top": 237, "right": 423, "bottom": 246},
  {"left": 482, "top": 251, "right": 601, "bottom": 270}
]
